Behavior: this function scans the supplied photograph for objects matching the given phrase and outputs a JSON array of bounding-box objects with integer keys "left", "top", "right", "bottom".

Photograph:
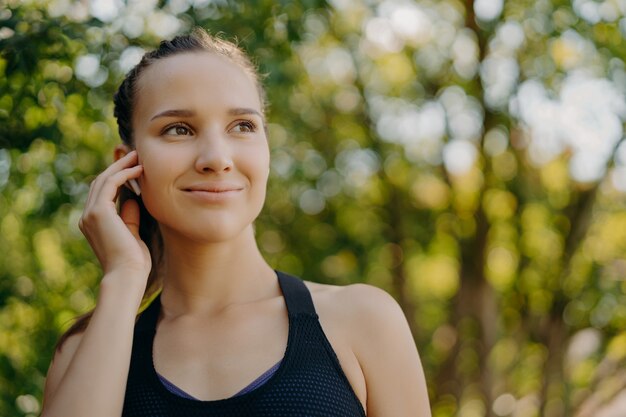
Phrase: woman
[{"left": 41, "top": 29, "right": 431, "bottom": 417}]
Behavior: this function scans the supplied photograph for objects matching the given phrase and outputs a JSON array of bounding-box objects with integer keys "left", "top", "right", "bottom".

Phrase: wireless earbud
[{"left": 126, "top": 179, "right": 141, "bottom": 196}]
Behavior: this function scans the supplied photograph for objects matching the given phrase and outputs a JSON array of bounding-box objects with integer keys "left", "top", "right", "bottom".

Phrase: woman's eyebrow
[
  {"left": 228, "top": 108, "right": 263, "bottom": 118},
  {"left": 150, "top": 109, "right": 195, "bottom": 120},
  {"left": 150, "top": 108, "right": 263, "bottom": 121}
]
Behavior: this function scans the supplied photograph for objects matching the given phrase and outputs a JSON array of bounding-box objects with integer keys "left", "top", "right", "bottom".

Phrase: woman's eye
[
  {"left": 231, "top": 121, "right": 256, "bottom": 133},
  {"left": 163, "top": 124, "right": 192, "bottom": 136}
]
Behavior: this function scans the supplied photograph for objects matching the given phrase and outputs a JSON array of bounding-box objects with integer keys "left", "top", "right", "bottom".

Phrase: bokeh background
[{"left": 2, "top": 0, "right": 626, "bottom": 416}]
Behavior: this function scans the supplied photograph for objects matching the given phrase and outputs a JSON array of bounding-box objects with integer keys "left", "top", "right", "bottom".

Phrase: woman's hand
[{"left": 79, "top": 151, "right": 151, "bottom": 285}]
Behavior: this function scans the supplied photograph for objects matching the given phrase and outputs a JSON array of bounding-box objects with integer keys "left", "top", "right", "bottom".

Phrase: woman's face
[{"left": 131, "top": 52, "right": 269, "bottom": 243}]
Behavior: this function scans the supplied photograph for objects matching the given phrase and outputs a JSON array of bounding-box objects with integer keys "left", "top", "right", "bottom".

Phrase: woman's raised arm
[{"left": 41, "top": 151, "right": 150, "bottom": 417}]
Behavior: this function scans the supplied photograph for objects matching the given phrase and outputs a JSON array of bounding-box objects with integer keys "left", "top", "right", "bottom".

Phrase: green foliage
[{"left": 2, "top": 0, "right": 626, "bottom": 416}]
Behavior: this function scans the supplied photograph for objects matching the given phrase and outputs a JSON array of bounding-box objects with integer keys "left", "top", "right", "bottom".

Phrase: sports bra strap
[
  {"left": 276, "top": 270, "right": 318, "bottom": 318},
  {"left": 135, "top": 295, "right": 160, "bottom": 333}
]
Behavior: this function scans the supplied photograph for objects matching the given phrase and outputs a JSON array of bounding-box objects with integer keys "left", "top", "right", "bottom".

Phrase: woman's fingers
[
  {"left": 77, "top": 150, "right": 152, "bottom": 277},
  {"left": 102, "top": 150, "right": 139, "bottom": 176},
  {"left": 87, "top": 151, "right": 140, "bottom": 203},
  {"left": 120, "top": 199, "right": 141, "bottom": 240},
  {"left": 92, "top": 165, "right": 143, "bottom": 206},
  {"left": 80, "top": 150, "right": 142, "bottom": 245}
]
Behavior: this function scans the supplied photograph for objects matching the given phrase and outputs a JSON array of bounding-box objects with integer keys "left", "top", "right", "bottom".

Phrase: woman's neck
[{"left": 157, "top": 226, "right": 278, "bottom": 317}]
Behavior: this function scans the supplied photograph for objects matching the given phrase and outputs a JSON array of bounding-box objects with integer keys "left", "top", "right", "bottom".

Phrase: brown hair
[{"left": 56, "top": 28, "right": 267, "bottom": 350}]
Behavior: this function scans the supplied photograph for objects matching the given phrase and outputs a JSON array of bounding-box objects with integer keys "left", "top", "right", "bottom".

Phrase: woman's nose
[{"left": 194, "top": 132, "right": 233, "bottom": 173}]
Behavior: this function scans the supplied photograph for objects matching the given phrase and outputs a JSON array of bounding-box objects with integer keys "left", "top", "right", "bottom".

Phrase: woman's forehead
[{"left": 134, "top": 52, "right": 262, "bottom": 119}]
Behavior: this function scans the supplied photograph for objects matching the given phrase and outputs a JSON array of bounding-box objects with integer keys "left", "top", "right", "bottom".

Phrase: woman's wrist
[{"left": 98, "top": 270, "right": 148, "bottom": 312}]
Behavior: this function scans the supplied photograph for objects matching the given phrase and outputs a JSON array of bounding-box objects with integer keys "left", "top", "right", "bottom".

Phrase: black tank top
[{"left": 122, "top": 270, "right": 367, "bottom": 416}]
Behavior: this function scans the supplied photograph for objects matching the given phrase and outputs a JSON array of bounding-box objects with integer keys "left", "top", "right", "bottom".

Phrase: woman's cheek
[
  {"left": 136, "top": 141, "right": 171, "bottom": 177},
  {"left": 136, "top": 146, "right": 175, "bottom": 207},
  {"left": 141, "top": 159, "right": 173, "bottom": 195}
]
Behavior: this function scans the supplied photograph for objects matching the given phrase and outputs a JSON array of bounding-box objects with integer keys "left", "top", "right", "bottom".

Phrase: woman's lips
[
  {"left": 182, "top": 185, "right": 244, "bottom": 203},
  {"left": 183, "top": 182, "right": 244, "bottom": 192}
]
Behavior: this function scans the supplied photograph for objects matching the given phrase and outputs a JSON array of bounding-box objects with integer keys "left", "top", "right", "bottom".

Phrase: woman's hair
[{"left": 56, "top": 28, "right": 266, "bottom": 350}]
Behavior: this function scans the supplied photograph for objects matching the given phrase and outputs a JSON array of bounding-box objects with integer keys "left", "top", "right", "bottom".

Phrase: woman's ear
[
  {"left": 114, "top": 144, "right": 142, "bottom": 196},
  {"left": 114, "top": 144, "right": 133, "bottom": 161}
]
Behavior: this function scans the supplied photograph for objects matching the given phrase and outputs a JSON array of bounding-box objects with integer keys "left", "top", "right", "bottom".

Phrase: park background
[{"left": 1, "top": 0, "right": 626, "bottom": 416}]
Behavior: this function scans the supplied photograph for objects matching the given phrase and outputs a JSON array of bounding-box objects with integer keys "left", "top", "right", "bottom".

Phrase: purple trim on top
[
  {"left": 156, "top": 359, "right": 282, "bottom": 400},
  {"left": 158, "top": 373, "right": 199, "bottom": 400},
  {"left": 234, "top": 360, "right": 282, "bottom": 396}
]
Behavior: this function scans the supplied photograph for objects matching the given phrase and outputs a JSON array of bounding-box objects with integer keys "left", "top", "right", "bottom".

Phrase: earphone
[{"left": 126, "top": 179, "right": 141, "bottom": 196}]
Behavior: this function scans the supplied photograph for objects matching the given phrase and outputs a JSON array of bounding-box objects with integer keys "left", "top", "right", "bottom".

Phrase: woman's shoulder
[
  {"left": 303, "top": 280, "right": 429, "bottom": 417},
  {"left": 304, "top": 280, "right": 403, "bottom": 317},
  {"left": 303, "top": 280, "right": 409, "bottom": 341}
]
